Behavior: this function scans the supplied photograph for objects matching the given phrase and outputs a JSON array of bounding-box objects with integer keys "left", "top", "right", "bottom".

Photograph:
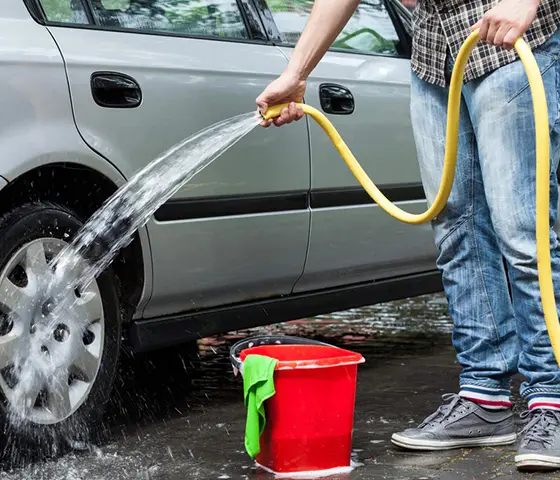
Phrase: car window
[
  {"left": 39, "top": 0, "right": 90, "bottom": 24},
  {"left": 268, "top": 0, "right": 400, "bottom": 56},
  {"left": 87, "top": 0, "right": 249, "bottom": 39}
]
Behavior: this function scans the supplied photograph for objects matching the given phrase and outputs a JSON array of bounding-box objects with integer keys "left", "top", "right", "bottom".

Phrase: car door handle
[
  {"left": 319, "top": 83, "right": 354, "bottom": 115},
  {"left": 91, "top": 72, "right": 142, "bottom": 108}
]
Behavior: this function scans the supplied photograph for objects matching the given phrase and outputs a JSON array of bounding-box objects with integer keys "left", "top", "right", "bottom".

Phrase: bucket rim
[
  {"left": 229, "top": 335, "right": 336, "bottom": 375},
  {"left": 240, "top": 344, "right": 366, "bottom": 370}
]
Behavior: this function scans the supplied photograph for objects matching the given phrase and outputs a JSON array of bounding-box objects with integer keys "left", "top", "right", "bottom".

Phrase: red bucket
[{"left": 239, "top": 343, "right": 365, "bottom": 476}]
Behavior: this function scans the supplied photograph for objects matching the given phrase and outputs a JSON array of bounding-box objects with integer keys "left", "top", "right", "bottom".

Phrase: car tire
[{"left": 0, "top": 202, "right": 121, "bottom": 461}]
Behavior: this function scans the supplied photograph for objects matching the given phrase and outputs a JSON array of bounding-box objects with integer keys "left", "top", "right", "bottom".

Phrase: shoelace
[
  {"left": 519, "top": 409, "right": 560, "bottom": 447},
  {"left": 418, "top": 393, "right": 467, "bottom": 428}
]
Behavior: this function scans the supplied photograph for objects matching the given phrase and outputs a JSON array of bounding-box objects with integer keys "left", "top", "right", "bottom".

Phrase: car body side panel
[
  {"left": 0, "top": 9, "right": 121, "bottom": 184},
  {"left": 48, "top": 28, "right": 311, "bottom": 317},
  {"left": 276, "top": 46, "right": 438, "bottom": 292},
  {"left": 1, "top": 0, "right": 37, "bottom": 19}
]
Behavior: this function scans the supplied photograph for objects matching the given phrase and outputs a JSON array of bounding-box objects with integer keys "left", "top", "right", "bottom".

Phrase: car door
[
  {"left": 38, "top": 0, "right": 311, "bottom": 317},
  {"left": 267, "top": 0, "right": 438, "bottom": 292}
]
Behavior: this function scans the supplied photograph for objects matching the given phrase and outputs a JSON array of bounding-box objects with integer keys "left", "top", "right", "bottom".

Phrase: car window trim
[
  {"left": 44, "top": 21, "right": 274, "bottom": 45},
  {"left": 239, "top": 0, "right": 273, "bottom": 41},
  {"left": 249, "top": 0, "right": 283, "bottom": 43},
  {"left": 23, "top": 0, "right": 46, "bottom": 23},
  {"left": 79, "top": 0, "right": 98, "bottom": 24},
  {"left": 236, "top": 0, "right": 258, "bottom": 40},
  {"left": 391, "top": 0, "right": 413, "bottom": 33},
  {"left": 29, "top": 0, "right": 274, "bottom": 45},
  {"left": 236, "top": 0, "right": 255, "bottom": 39},
  {"left": 384, "top": 0, "right": 412, "bottom": 58}
]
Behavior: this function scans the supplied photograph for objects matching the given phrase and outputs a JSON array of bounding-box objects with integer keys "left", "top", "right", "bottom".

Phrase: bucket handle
[{"left": 229, "top": 335, "right": 335, "bottom": 375}]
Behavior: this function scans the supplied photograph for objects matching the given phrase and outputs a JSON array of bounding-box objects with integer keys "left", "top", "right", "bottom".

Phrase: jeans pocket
[
  {"left": 434, "top": 208, "right": 471, "bottom": 252},
  {"left": 507, "top": 52, "right": 556, "bottom": 105}
]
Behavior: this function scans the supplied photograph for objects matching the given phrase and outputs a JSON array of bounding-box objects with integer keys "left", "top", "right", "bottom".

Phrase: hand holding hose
[
  {"left": 473, "top": 0, "right": 540, "bottom": 50},
  {"left": 256, "top": 72, "right": 306, "bottom": 128}
]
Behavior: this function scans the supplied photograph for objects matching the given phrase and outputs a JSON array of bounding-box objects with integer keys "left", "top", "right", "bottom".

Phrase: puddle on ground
[{"left": 199, "top": 292, "right": 452, "bottom": 373}]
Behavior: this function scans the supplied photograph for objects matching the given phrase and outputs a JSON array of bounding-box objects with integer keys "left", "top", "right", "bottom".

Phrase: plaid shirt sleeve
[{"left": 412, "top": 0, "right": 560, "bottom": 87}]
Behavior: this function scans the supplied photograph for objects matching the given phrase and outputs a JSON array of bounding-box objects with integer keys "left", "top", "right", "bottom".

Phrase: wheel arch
[{"left": 0, "top": 160, "right": 151, "bottom": 321}]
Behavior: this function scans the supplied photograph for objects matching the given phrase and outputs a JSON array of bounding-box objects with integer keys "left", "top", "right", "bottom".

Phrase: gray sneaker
[
  {"left": 391, "top": 393, "right": 516, "bottom": 450},
  {"left": 516, "top": 409, "right": 560, "bottom": 471}
]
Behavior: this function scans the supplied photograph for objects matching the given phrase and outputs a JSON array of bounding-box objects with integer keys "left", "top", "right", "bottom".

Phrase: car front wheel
[{"left": 0, "top": 202, "right": 121, "bottom": 459}]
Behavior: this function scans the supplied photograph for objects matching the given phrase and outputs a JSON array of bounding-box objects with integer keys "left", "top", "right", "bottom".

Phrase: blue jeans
[{"left": 411, "top": 28, "right": 560, "bottom": 399}]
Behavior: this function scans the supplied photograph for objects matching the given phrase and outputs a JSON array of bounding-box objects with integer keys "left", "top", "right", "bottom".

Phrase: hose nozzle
[{"left": 258, "top": 104, "right": 291, "bottom": 122}]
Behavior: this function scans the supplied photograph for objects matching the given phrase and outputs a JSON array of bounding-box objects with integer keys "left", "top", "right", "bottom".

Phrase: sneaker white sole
[
  {"left": 516, "top": 453, "right": 560, "bottom": 471},
  {"left": 391, "top": 432, "right": 517, "bottom": 451}
]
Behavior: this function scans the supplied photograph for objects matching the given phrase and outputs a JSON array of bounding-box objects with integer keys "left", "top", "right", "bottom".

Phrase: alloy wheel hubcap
[{"left": 0, "top": 238, "right": 104, "bottom": 425}]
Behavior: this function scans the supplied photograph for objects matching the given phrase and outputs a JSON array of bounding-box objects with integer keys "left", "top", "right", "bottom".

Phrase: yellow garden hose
[{"left": 263, "top": 30, "right": 560, "bottom": 367}]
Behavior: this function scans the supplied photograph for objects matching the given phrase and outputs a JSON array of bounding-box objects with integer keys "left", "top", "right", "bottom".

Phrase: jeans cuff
[
  {"left": 521, "top": 386, "right": 560, "bottom": 398},
  {"left": 459, "top": 378, "right": 511, "bottom": 392}
]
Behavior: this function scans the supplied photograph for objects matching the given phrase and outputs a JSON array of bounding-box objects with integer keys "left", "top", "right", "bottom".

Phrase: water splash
[
  {"left": 51, "top": 111, "right": 261, "bottom": 300},
  {"left": 2, "top": 111, "right": 260, "bottom": 433}
]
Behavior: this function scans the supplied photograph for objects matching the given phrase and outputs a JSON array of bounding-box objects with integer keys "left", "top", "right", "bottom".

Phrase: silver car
[{"left": 0, "top": 0, "right": 439, "bottom": 452}]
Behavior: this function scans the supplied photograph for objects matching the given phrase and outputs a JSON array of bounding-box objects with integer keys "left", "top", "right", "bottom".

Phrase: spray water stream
[
  {"left": 2, "top": 111, "right": 260, "bottom": 426},
  {"left": 51, "top": 111, "right": 260, "bottom": 300}
]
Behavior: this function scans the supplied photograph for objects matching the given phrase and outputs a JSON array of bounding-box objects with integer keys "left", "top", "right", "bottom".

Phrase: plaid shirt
[{"left": 412, "top": 0, "right": 560, "bottom": 87}]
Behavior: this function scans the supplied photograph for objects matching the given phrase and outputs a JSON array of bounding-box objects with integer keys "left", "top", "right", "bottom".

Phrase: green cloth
[{"left": 243, "top": 353, "right": 278, "bottom": 458}]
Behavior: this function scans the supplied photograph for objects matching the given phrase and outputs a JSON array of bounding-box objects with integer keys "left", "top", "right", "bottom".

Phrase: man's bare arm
[
  {"left": 285, "top": 0, "right": 361, "bottom": 80},
  {"left": 256, "top": 0, "right": 360, "bottom": 127}
]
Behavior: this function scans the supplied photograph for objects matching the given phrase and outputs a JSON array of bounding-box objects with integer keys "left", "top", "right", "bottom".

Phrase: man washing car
[{"left": 256, "top": 0, "right": 560, "bottom": 471}]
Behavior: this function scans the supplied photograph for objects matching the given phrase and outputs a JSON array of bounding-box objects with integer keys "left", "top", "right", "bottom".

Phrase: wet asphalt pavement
[{"left": 1, "top": 294, "right": 559, "bottom": 480}]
